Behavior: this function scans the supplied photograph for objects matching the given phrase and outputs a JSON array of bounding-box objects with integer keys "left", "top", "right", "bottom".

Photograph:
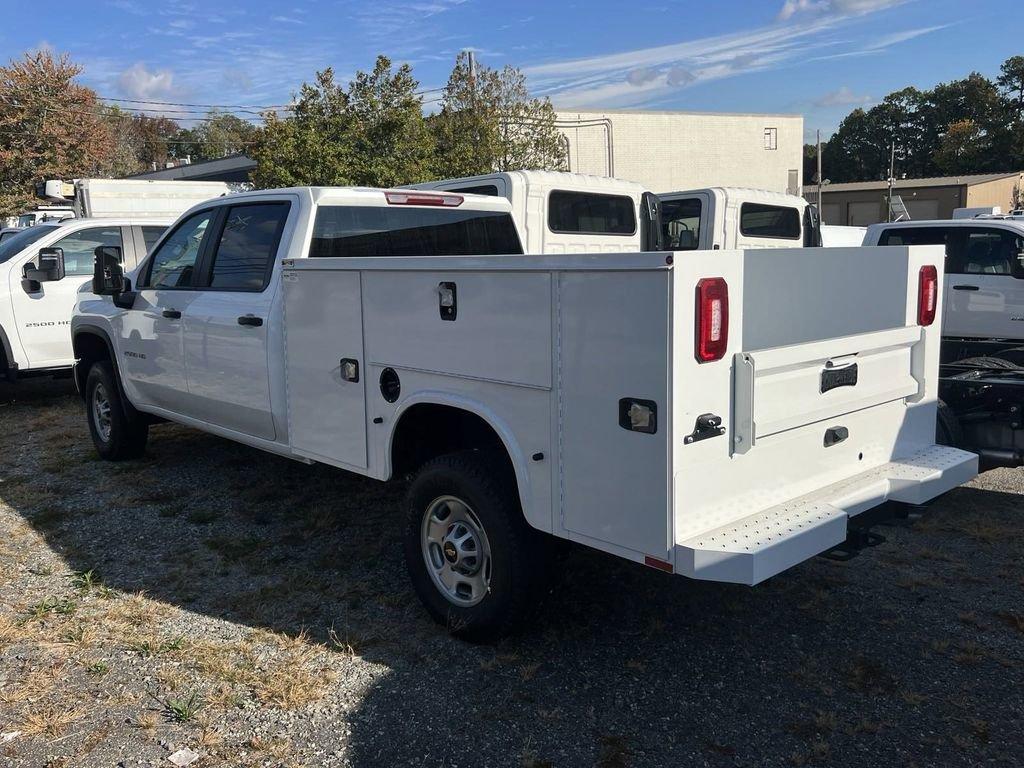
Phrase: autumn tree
[
  {"left": 431, "top": 52, "right": 567, "bottom": 178},
  {"left": 173, "top": 112, "right": 259, "bottom": 163},
  {"left": 0, "top": 50, "right": 114, "bottom": 216}
]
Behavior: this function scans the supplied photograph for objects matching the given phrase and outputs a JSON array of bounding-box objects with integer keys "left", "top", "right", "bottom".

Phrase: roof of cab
[
  {"left": 410, "top": 170, "right": 649, "bottom": 196},
  {"left": 660, "top": 186, "right": 808, "bottom": 206},
  {"left": 197, "top": 185, "right": 514, "bottom": 212},
  {"left": 866, "top": 218, "right": 1024, "bottom": 233}
]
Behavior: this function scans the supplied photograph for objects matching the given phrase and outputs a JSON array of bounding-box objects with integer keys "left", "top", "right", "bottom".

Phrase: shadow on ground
[{"left": 1, "top": 381, "right": 1022, "bottom": 767}]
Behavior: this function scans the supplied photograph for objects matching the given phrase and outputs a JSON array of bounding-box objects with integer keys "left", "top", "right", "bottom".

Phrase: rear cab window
[
  {"left": 204, "top": 203, "right": 290, "bottom": 291},
  {"left": 309, "top": 205, "right": 523, "bottom": 257},
  {"left": 547, "top": 191, "right": 636, "bottom": 235},
  {"left": 739, "top": 203, "right": 801, "bottom": 239}
]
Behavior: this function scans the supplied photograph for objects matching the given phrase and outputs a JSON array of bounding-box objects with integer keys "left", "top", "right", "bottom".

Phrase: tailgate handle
[{"left": 823, "top": 426, "right": 849, "bottom": 448}]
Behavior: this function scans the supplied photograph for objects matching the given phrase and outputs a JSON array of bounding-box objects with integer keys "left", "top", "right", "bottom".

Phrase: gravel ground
[{"left": 0, "top": 379, "right": 1022, "bottom": 768}]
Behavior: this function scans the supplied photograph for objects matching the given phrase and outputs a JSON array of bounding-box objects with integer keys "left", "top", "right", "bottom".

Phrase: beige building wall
[
  {"left": 965, "top": 174, "right": 1024, "bottom": 211},
  {"left": 556, "top": 110, "right": 804, "bottom": 195}
]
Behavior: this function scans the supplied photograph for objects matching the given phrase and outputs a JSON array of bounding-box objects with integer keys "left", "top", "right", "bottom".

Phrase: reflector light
[
  {"left": 695, "top": 277, "right": 729, "bottom": 362},
  {"left": 384, "top": 191, "right": 463, "bottom": 207},
  {"left": 917, "top": 265, "right": 938, "bottom": 326}
]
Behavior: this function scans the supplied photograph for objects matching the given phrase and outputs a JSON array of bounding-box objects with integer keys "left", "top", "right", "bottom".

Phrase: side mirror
[
  {"left": 92, "top": 246, "right": 125, "bottom": 295},
  {"left": 23, "top": 246, "right": 65, "bottom": 283}
]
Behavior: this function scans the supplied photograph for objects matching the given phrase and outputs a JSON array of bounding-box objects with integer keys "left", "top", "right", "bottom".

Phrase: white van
[{"left": 411, "top": 172, "right": 820, "bottom": 253}]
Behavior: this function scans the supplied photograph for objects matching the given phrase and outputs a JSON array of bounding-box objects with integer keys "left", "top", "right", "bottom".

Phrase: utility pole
[
  {"left": 816, "top": 129, "right": 823, "bottom": 213},
  {"left": 886, "top": 140, "right": 896, "bottom": 223}
]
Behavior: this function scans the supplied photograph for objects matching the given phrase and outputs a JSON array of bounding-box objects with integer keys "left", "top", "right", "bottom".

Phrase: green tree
[
  {"left": 0, "top": 50, "right": 114, "bottom": 216},
  {"left": 251, "top": 67, "right": 352, "bottom": 188},
  {"left": 173, "top": 112, "right": 259, "bottom": 163},
  {"left": 431, "top": 52, "right": 567, "bottom": 178},
  {"left": 933, "top": 120, "right": 989, "bottom": 175},
  {"left": 997, "top": 55, "right": 1024, "bottom": 120},
  {"left": 347, "top": 56, "right": 432, "bottom": 187}
]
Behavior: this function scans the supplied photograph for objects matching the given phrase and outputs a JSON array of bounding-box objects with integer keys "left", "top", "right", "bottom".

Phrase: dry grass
[{"left": 17, "top": 703, "right": 86, "bottom": 738}]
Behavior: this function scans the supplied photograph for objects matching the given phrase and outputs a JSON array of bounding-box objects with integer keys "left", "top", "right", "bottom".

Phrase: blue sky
[{"left": 1, "top": 0, "right": 1020, "bottom": 140}]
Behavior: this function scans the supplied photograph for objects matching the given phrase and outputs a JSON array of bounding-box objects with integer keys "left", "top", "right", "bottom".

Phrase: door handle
[
  {"left": 162, "top": 309, "right": 181, "bottom": 319},
  {"left": 952, "top": 285, "right": 979, "bottom": 291},
  {"left": 237, "top": 315, "right": 264, "bottom": 327}
]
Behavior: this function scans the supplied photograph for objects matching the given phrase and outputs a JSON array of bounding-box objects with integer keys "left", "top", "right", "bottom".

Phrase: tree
[
  {"left": 347, "top": 56, "right": 432, "bottom": 187},
  {"left": 997, "top": 55, "right": 1024, "bottom": 120},
  {"left": 251, "top": 67, "right": 352, "bottom": 188},
  {"left": 0, "top": 50, "right": 114, "bottom": 216},
  {"left": 933, "top": 120, "right": 989, "bottom": 175},
  {"left": 173, "top": 112, "right": 259, "bottom": 163},
  {"left": 431, "top": 52, "right": 567, "bottom": 178}
]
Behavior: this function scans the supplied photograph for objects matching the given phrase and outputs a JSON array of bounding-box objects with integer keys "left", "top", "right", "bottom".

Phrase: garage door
[{"left": 848, "top": 201, "right": 882, "bottom": 226}]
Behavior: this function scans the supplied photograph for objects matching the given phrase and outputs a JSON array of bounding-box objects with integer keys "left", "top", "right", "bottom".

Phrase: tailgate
[{"left": 671, "top": 245, "right": 976, "bottom": 583}]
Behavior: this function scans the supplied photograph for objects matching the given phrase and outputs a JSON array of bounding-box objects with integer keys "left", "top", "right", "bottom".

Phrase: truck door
[
  {"left": 121, "top": 209, "right": 215, "bottom": 411},
  {"left": 943, "top": 227, "right": 1024, "bottom": 341},
  {"left": 10, "top": 224, "right": 123, "bottom": 367},
  {"left": 180, "top": 202, "right": 290, "bottom": 441},
  {"left": 659, "top": 195, "right": 706, "bottom": 251}
]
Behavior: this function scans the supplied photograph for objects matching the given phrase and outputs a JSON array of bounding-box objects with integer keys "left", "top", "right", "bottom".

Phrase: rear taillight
[
  {"left": 384, "top": 191, "right": 463, "bottom": 207},
  {"left": 917, "top": 265, "right": 938, "bottom": 326},
  {"left": 695, "top": 277, "right": 729, "bottom": 363}
]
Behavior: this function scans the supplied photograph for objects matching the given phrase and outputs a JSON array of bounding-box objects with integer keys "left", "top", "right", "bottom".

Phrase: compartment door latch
[{"left": 684, "top": 413, "right": 726, "bottom": 445}]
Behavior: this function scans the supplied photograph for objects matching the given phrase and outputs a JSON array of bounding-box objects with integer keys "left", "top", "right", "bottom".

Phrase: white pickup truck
[{"left": 72, "top": 186, "right": 976, "bottom": 640}]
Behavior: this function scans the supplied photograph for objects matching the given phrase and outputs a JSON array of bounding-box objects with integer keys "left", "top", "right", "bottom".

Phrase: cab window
[
  {"left": 739, "top": 203, "right": 801, "bottom": 239},
  {"left": 950, "top": 229, "right": 1024, "bottom": 277},
  {"left": 53, "top": 227, "right": 123, "bottom": 276},
  {"left": 204, "top": 203, "right": 290, "bottom": 291},
  {"left": 661, "top": 198, "right": 701, "bottom": 250},
  {"left": 548, "top": 191, "right": 636, "bottom": 235},
  {"left": 143, "top": 210, "right": 214, "bottom": 289}
]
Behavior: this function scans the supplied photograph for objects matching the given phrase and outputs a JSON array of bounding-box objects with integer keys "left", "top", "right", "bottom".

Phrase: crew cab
[
  {"left": 1, "top": 218, "right": 170, "bottom": 380},
  {"left": 72, "top": 186, "right": 976, "bottom": 640},
  {"left": 409, "top": 171, "right": 822, "bottom": 253}
]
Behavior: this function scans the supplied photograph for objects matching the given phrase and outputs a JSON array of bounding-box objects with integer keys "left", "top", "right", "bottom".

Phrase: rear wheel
[
  {"left": 85, "top": 360, "right": 148, "bottom": 461},
  {"left": 403, "top": 451, "right": 549, "bottom": 642}
]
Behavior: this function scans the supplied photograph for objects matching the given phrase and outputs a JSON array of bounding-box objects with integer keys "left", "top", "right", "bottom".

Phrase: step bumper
[{"left": 674, "top": 446, "right": 978, "bottom": 585}]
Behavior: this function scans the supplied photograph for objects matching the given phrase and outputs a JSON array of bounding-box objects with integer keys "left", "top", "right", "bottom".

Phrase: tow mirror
[
  {"left": 23, "top": 246, "right": 65, "bottom": 283},
  {"left": 92, "top": 246, "right": 125, "bottom": 295}
]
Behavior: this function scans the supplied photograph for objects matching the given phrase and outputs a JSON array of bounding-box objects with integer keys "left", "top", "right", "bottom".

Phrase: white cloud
[
  {"left": 777, "top": 0, "right": 906, "bottom": 21},
  {"left": 271, "top": 15, "right": 305, "bottom": 25},
  {"left": 814, "top": 85, "right": 873, "bottom": 107},
  {"left": 117, "top": 62, "right": 182, "bottom": 101}
]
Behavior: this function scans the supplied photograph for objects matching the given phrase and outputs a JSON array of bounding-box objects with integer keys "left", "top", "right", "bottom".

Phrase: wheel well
[
  {"left": 390, "top": 404, "right": 513, "bottom": 480},
  {"left": 72, "top": 331, "right": 113, "bottom": 397}
]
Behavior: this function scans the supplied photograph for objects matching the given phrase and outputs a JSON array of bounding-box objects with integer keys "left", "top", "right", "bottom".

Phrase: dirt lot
[{"left": 0, "top": 379, "right": 1022, "bottom": 768}]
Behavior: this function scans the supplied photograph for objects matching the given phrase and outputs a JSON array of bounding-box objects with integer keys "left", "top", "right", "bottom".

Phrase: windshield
[{"left": 0, "top": 225, "right": 58, "bottom": 265}]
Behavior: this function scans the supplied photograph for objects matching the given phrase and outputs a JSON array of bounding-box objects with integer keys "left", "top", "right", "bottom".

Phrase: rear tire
[
  {"left": 85, "top": 360, "right": 148, "bottom": 461},
  {"left": 403, "top": 450, "right": 549, "bottom": 642}
]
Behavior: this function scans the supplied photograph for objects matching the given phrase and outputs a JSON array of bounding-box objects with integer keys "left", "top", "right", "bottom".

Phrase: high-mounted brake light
[
  {"left": 917, "top": 265, "right": 938, "bottom": 326},
  {"left": 384, "top": 191, "right": 464, "bottom": 207},
  {"left": 695, "top": 277, "right": 729, "bottom": 363}
]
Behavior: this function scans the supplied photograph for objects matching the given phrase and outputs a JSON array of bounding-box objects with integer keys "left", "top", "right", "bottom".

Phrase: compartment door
[{"left": 283, "top": 270, "right": 368, "bottom": 469}]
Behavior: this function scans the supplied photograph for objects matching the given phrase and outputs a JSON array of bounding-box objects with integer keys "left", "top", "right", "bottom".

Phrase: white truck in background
[
  {"left": 408, "top": 171, "right": 824, "bottom": 254},
  {"left": 72, "top": 185, "right": 975, "bottom": 640},
  {"left": 1, "top": 179, "right": 233, "bottom": 382}
]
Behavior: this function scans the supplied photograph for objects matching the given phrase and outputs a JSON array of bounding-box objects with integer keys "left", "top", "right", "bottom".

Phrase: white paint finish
[
  {"left": 117, "top": 289, "right": 194, "bottom": 411},
  {"left": 0, "top": 218, "right": 171, "bottom": 372},
  {"left": 361, "top": 270, "right": 553, "bottom": 389},
  {"left": 944, "top": 273, "right": 1024, "bottom": 341},
  {"left": 557, "top": 270, "right": 672, "bottom": 556},
  {"left": 181, "top": 288, "right": 277, "bottom": 441},
  {"left": 283, "top": 270, "right": 367, "bottom": 469},
  {"left": 675, "top": 444, "right": 975, "bottom": 584},
  {"left": 740, "top": 246, "right": 910, "bottom": 350}
]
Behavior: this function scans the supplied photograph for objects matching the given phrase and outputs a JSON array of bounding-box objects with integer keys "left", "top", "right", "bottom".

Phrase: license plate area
[{"left": 821, "top": 363, "right": 858, "bottom": 393}]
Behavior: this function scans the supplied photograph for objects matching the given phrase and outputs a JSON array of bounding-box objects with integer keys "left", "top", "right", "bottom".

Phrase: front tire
[
  {"left": 85, "top": 360, "right": 148, "bottom": 461},
  {"left": 403, "top": 451, "right": 549, "bottom": 642}
]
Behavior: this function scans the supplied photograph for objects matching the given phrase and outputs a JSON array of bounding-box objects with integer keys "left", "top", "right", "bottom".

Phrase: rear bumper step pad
[{"left": 674, "top": 446, "right": 977, "bottom": 585}]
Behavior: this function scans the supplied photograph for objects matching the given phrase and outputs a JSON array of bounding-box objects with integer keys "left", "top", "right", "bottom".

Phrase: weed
[
  {"left": 71, "top": 569, "right": 100, "bottom": 593},
  {"left": 86, "top": 662, "right": 109, "bottom": 676},
  {"left": 24, "top": 596, "right": 76, "bottom": 620},
  {"left": 130, "top": 636, "right": 184, "bottom": 658},
  {"left": 164, "top": 691, "right": 204, "bottom": 723}
]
